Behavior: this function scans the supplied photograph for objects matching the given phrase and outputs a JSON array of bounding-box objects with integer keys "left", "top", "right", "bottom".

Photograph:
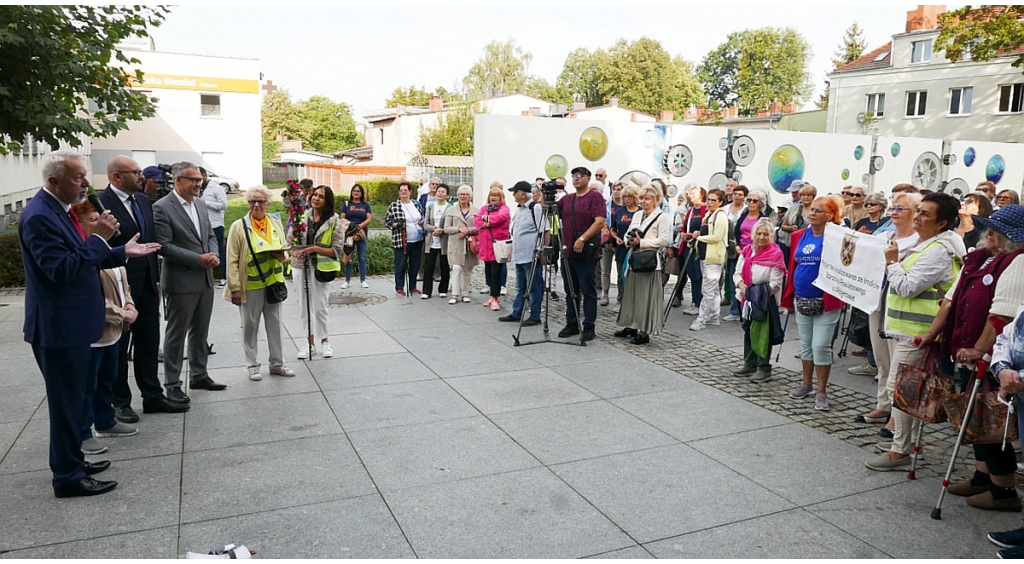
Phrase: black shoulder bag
[
  {"left": 243, "top": 222, "right": 288, "bottom": 304},
  {"left": 628, "top": 211, "right": 663, "bottom": 273}
]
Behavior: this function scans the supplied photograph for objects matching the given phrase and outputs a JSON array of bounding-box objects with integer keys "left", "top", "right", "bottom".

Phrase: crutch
[
  {"left": 907, "top": 415, "right": 926, "bottom": 480},
  {"left": 774, "top": 311, "right": 791, "bottom": 363},
  {"left": 931, "top": 359, "right": 988, "bottom": 518}
]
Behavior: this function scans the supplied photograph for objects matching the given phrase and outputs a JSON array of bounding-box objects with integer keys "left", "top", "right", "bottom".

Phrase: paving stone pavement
[{"left": 0, "top": 273, "right": 1019, "bottom": 558}]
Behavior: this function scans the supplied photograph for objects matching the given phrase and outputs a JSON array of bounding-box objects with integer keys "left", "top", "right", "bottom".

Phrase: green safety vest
[
  {"left": 246, "top": 217, "right": 286, "bottom": 291},
  {"left": 315, "top": 221, "right": 341, "bottom": 274},
  {"left": 885, "top": 240, "right": 962, "bottom": 337}
]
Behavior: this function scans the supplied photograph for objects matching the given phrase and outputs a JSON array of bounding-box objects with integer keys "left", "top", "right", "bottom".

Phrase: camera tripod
[{"left": 512, "top": 202, "right": 587, "bottom": 348}]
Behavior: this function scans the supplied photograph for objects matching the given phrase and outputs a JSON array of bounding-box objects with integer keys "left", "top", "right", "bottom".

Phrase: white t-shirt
[
  {"left": 402, "top": 201, "right": 422, "bottom": 243},
  {"left": 429, "top": 202, "right": 449, "bottom": 249}
]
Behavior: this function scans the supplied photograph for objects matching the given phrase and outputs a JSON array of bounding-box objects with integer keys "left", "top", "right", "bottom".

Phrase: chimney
[
  {"left": 684, "top": 107, "right": 697, "bottom": 120},
  {"left": 428, "top": 96, "right": 443, "bottom": 112},
  {"left": 659, "top": 110, "right": 674, "bottom": 121},
  {"left": 521, "top": 110, "right": 531, "bottom": 116},
  {"left": 630, "top": 112, "right": 637, "bottom": 122},
  {"left": 530, "top": 106, "right": 540, "bottom": 116},
  {"left": 769, "top": 100, "right": 783, "bottom": 114},
  {"left": 906, "top": 5, "right": 945, "bottom": 33},
  {"left": 783, "top": 102, "right": 798, "bottom": 114},
  {"left": 697, "top": 106, "right": 706, "bottom": 120},
  {"left": 569, "top": 113, "right": 577, "bottom": 119},
  {"left": 609, "top": 97, "right": 619, "bottom": 107},
  {"left": 571, "top": 100, "right": 586, "bottom": 111},
  {"left": 757, "top": 110, "right": 771, "bottom": 118}
]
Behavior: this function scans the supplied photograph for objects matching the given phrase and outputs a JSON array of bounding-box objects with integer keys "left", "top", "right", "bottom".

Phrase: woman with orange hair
[{"left": 781, "top": 195, "right": 845, "bottom": 411}]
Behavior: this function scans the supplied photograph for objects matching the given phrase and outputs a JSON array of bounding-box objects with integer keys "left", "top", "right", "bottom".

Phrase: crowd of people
[{"left": 19, "top": 151, "right": 1024, "bottom": 556}]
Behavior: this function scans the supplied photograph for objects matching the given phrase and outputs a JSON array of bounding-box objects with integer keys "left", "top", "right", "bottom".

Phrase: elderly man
[
  {"left": 20, "top": 151, "right": 160, "bottom": 497},
  {"left": 499, "top": 181, "right": 547, "bottom": 325},
  {"left": 556, "top": 167, "right": 606, "bottom": 341},
  {"left": 153, "top": 162, "right": 226, "bottom": 405},
  {"left": 98, "top": 156, "right": 188, "bottom": 422}
]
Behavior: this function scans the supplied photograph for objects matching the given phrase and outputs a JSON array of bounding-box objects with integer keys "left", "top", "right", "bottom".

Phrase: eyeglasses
[
  {"left": 178, "top": 176, "right": 203, "bottom": 184},
  {"left": 807, "top": 207, "right": 827, "bottom": 215},
  {"left": 117, "top": 169, "right": 143, "bottom": 176},
  {"left": 888, "top": 206, "right": 910, "bottom": 214},
  {"left": 248, "top": 200, "right": 267, "bottom": 206},
  {"left": 841, "top": 191, "right": 852, "bottom": 196},
  {"left": 571, "top": 173, "right": 585, "bottom": 180},
  {"left": 865, "top": 202, "right": 881, "bottom": 207},
  {"left": 746, "top": 198, "right": 760, "bottom": 204},
  {"left": 851, "top": 193, "right": 864, "bottom": 198}
]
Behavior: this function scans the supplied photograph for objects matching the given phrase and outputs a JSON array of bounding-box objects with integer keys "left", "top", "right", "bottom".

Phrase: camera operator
[
  {"left": 555, "top": 167, "right": 605, "bottom": 341},
  {"left": 141, "top": 166, "right": 163, "bottom": 200},
  {"left": 498, "top": 181, "right": 548, "bottom": 326}
]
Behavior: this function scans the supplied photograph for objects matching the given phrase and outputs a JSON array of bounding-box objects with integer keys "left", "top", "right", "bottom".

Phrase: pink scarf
[{"left": 741, "top": 242, "right": 786, "bottom": 286}]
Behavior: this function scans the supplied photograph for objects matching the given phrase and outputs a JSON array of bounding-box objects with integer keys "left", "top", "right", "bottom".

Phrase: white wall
[
  {"left": 947, "top": 139, "right": 1024, "bottom": 196},
  {"left": 570, "top": 106, "right": 657, "bottom": 123},
  {"left": 0, "top": 135, "right": 90, "bottom": 215}
]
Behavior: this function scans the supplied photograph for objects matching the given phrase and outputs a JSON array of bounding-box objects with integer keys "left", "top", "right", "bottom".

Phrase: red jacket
[{"left": 780, "top": 227, "right": 844, "bottom": 312}]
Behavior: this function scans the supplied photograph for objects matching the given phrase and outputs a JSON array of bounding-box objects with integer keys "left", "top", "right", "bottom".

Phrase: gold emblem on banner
[{"left": 840, "top": 233, "right": 858, "bottom": 267}]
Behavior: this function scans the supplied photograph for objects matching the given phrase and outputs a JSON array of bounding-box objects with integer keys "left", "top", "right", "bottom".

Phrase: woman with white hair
[
  {"left": 224, "top": 185, "right": 296, "bottom": 381},
  {"left": 442, "top": 185, "right": 480, "bottom": 304},
  {"left": 614, "top": 184, "right": 670, "bottom": 345},
  {"left": 733, "top": 218, "right": 787, "bottom": 382}
]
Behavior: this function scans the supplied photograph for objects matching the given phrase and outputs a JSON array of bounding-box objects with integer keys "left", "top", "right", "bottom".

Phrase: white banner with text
[{"left": 812, "top": 223, "right": 886, "bottom": 313}]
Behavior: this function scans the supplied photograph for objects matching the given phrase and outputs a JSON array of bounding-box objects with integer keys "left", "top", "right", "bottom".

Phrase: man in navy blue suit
[{"left": 19, "top": 151, "right": 160, "bottom": 498}]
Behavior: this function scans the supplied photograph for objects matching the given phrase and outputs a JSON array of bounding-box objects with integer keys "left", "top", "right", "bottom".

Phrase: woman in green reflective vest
[
  {"left": 290, "top": 185, "right": 346, "bottom": 360},
  {"left": 865, "top": 192, "right": 965, "bottom": 472},
  {"left": 224, "top": 185, "right": 296, "bottom": 381}
]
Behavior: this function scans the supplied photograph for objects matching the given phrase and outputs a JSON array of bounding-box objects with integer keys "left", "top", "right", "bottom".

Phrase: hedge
[
  {"left": 0, "top": 233, "right": 24, "bottom": 287},
  {"left": 360, "top": 179, "right": 406, "bottom": 206}
]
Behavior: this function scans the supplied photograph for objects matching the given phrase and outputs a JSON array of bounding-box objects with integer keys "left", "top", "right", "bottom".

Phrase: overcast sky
[{"left": 150, "top": 4, "right": 963, "bottom": 122}]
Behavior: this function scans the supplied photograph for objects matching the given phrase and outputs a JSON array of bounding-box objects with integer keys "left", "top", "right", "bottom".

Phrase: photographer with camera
[
  {"left": 555, "top": 167, "right": 606, "bottom": 341},
  {"left": 614, "top": 184, "right": 670, "bottom": 345}
]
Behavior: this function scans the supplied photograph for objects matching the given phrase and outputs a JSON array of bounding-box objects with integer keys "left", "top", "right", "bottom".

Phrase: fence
[
  {"left": 406, "top": 165, "right": 474, "bottom": 188},
  {"left": 303, "top": 164, "right": 407, "bottom": 196}
]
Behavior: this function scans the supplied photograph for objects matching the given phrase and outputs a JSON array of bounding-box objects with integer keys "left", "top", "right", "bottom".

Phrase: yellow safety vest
[
  {"left": 885, "top": 240, "right": 962, "bottom": 337},
  {"left": 246, "top": 217, "right": 286, "bottom": 291},
  {"left": 315, "top": 221, "right": 341, "bottom": 274}
]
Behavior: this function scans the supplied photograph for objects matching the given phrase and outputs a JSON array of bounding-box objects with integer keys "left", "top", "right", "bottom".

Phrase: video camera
[
  {"left": 152, "top": 163, "right": 174, "bottom": 201},
  {"left": 540, "top": 179, "right": 559, "bottom": 211}
]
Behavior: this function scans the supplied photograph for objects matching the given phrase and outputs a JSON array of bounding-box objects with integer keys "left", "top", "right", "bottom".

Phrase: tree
[
  {"left": 463, "top": 39, "right": 533, "bottom": 96},
  {"left": 261, "top": 90, "right": 308, "bottom": 142},
  {"left": 936, "top": 6, "right": 1024, "bottom": 69},
  {"left": 0, "top": 5, "right": 169, "bottom": 154},
  {"left": 297, "top": 95, "right": 362, "bottom": 154},
  {"left": 417, "top": 103, "right": 483, "bottom": 156},
  {"left": 671, "top": 56, "right": 706, "bottom": 113},
  {"left": 698, "top": 27, "right": 813, "bottom": 115},
  {"left": 832, "top": 22, "right": 868, "bottom": 68},
  {"left": 524, "top": 77, "right": 571, "bottom": 105},
  {"left": 262, "top": 139, "right": 280, "bottom": 167},
  {"left": 557, "top": 47, "right": 604, "bottom": 107},
  {"left": 386, "top": 85, "right": 432, "bottom": 107}
]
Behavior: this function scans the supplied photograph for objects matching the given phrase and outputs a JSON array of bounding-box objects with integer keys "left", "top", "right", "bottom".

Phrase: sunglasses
[
  {"left": 865, "top": 202, "right": 881, "bottom": 207},
  {"left": 248, "top": 200, "right": 267, "bottom": 206},
  {"left": 746, "top": 198, "right": 761, "bottom": 204},
  {"left": 851, "top": 193, "right": 864, "bottom": 198},
  {"left": 841, "top": 191, "right": 852, "bottom": 196}
]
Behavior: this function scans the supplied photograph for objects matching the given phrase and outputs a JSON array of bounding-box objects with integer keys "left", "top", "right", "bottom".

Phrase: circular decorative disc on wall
[
  {"left": 731, "top": 136, "right": 756, "bottom": 166},
  {"left": 708, "top": 172, "right": 729, "bottom": 190},
  {"left": 945, "top": 177, "right": 970, "bottom": 198},
  {"left": 618, "top": 170, "right": 652, "bottom": 191},
  {"left": 544, "top": 154, "right": 568, "bottom": 179},
  {"left": 643, "top": 130, "right": 654, "bottom": 148},
  {"left": 767, "top": 144, "right": 805, "bottom": 193},
  {"left": 666, "top": 184, "right": 679, "bottom": 199},
  {"left": 987, "top": 154, "right": 1005, "bottom": 184},
  {"left": 891, "top": 143, "right": 901, "bottom": 157},
  {"left": 912, "top": 152, "right": 942, "bottom": 191},
  {"left": 579, "top": 127, "right": 608, "bottom": 161},
  {"left": 854, "top": 146, "right": 864, "bottom": 160},
  {"left": 664, "top": 144, "right": 693, "bottom": 177},
  {"left": 841, "top": 169, "right": 850, "bottom": 180},
  {"left": 964, "top": 147, "right": 976, "bottom": 167}
]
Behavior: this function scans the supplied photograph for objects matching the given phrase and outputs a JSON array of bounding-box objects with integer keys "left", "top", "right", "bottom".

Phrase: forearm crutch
[{"left": 930, "top": 359, "right": 988, "bottom": 519}]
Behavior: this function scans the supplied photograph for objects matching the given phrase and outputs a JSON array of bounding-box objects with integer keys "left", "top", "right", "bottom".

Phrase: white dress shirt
[{"left": 173, "top": 190, "right": 202, "bottom": 236}]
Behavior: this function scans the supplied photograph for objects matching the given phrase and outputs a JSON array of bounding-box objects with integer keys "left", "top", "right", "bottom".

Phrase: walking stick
[
  {"left": 661, "top": 241, "right": 696, "bottom": 330},
  {"left": 775, "top": 311, "right": 791, "bottom": 363},
  {"left": 931, "top": 359, "right": 988, "bottom": 518},
  {"left": 304, "top": 256, "right": 313, "bottom": 360}
]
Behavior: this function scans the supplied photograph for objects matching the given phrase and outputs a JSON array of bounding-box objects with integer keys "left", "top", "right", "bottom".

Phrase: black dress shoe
[
  {"left": 54, "top": 477, "right": 117, "bottom": 498},
  {"left": 582, "top": 326, "right": 596, "bottom": 342},
  {"left": 190, "top": 378, "right": 227, "bottom": 391},
  {"left": 143, "top": 397, "right": 190, "bottom": 414},
  {"left": 114, "top": 406, "right": 139, "bottom": 424},
  {"left": 557, "top": 324, "right": 580, "bottom": 338},
  {"left": 614, "top": 328, "right": 638, "bottom": 338},
  {"left": 83, "top": 460, "right": 110, "bottom": 476},
  {"left": 522, "top": 318, "right": 541, "bottom": 327},
  {"left": 498, "top": 315, "right": 521, "bottom": 322},
  {"left": 167, "top": 387, "right": 190, "bottom": 403},
  {"left": 630, "top": 333, "right": 651, "bottom": 345}
]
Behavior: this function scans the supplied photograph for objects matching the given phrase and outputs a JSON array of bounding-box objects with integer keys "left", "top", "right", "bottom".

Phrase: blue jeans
[
  {"left": 512, "top": 262, "right": 544, "bottom": 321},
  {"left": 562, "top": 257, "right": 598, "bottom": 328},
  {"left": 345, "top": 238, "right": 368, "bottom": 282},
  {"left": 394, "top": 240, "right": 423, "bottom": 291},
  {"left": 684, "top": 248, "right": 703, "bottom": 307},
  {"left": 726, "top": 256, "right": 740, "bottom": 316},
  {"left": 81, "top": 344, "right": 119, "bottom": 440},
  {"left": 795, "top": 308, "right": 842, "bottom": 366}
]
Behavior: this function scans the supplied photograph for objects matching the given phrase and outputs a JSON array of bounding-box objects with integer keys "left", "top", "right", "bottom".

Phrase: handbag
[
  {"left": 243, "top": 222, "right": 288, "bottom": 304},
  {"left": 942, "top": 365, "right": 1019, "bottom": 444},
  {"left": 848, "top": 308, "right": 871, "bottom": 348},
  {"left": 492, "top": 238, "right": 511, "bottom": 264},
  {"left": 892, "top": 344, "right": 954, "bottom": 424},
  {"left": 468, "top": 234, "right": 480, "bottom": 255},
  {"left": 793, "top": 295, "right": 824, "bottom": 317},
  {"left": 628, "top": 211, "right": 663, "bottom": 273}
]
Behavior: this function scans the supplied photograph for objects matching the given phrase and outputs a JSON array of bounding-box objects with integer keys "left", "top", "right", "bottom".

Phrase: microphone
[{"left": 87, "top": 193, "right": 122, "bottom": 238}]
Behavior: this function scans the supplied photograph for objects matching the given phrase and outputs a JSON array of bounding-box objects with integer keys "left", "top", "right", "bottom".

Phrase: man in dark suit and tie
[
  {"left": 98, "top": 156, "right": 188, "bottom": 419},
  {"left": 20, "top": 151, "right": 161, "bottom": 497},
  {"left": 153, "top": 161, "right": 227, "bottom": 403}
]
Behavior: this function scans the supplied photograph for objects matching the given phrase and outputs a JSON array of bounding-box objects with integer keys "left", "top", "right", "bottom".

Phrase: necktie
[
  {"left": 68, "top": 209, "right": 85, "bottom": 241},
  {"left": 127, "top": 194, "right": 146, "bottom": 239}
]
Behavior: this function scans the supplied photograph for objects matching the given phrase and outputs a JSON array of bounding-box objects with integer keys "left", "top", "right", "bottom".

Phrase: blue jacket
[{"left": 20, "top": 189, "right": 125, "bottom": 348}]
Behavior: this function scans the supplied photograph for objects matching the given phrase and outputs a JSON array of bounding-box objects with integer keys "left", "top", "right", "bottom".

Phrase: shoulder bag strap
[
  {"left": 242, "top": 220, "right": 270, "bottom": 285},
  {"left": 638, "top": 211, "right": 663, "bottom": 239}
]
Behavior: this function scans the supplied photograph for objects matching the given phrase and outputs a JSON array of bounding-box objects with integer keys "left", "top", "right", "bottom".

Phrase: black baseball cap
[
  {"left": 570, "top": 166, "right": 591, "bottom": 178},
  {"left": 508, "top": 181, "right": 533, "bottom": 194}
]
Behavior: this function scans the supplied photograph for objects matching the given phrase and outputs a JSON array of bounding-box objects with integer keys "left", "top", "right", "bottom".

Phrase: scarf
[
  {"left": 250, "top": 214, "right": 272, "bottom": 243},
  {"left": 741, "top": 242, "right": 786, "bottom": 286}
]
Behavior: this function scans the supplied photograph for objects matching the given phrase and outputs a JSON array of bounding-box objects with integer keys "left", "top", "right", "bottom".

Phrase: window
[
  {"left": 911, "top": 39, "right": 932, "bottom": 63},
  {"left": 949, "top": 87, "right": 973, "bottom": 115},
  {"left": 866, "top": 93, "right": 885, "bottom": 118},
  {"left": 906, "top": 90, "right": 927, "bottom": 117},
  {"left": 873, "top": 51, "right": 890, "bottom": 62},
  {"left": 200, "top": 94, "right": 220, "bottom": 116},
  {"left": 998, "top": 84, "right": 1024, "bottom": 114}
]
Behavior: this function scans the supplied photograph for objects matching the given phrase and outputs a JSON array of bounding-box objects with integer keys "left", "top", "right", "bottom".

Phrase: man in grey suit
[{"left": 153, "top": 161, "right": 227, "bottom": 404}]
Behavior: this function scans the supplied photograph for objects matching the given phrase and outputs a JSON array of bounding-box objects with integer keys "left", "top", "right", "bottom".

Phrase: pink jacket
[{"left": 474, "top": 204, "right": 511, "bottom": 262}]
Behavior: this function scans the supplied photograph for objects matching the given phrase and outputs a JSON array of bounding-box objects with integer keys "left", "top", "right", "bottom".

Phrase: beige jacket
[
  {"left": 443, "top": 204, "right": 480, "bottom": 269},
  {"left": 627, "top": 209, "right": 671, "bottom": 270},
  {"left": 98, "top": 267, "right": 134, "bottom": 344},
  {"left": 288, "top": 213, "right": 349, "bottom": 269},
  {"left": 223, "top": 213, "right": 287, "bottom": 304}
]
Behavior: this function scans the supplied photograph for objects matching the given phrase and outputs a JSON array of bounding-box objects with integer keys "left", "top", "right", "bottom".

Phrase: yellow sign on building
[{"left": 130, "top": 73, "right": 259, "bottom": 94}]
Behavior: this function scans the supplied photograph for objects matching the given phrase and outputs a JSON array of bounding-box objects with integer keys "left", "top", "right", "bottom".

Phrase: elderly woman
[
  {"left": 290, "top": 185, "right": 346, "bottom": 359},
  {"left": 855, "top": 192, "right": 890, "bottom": 234},
  {"left": 612, "top": 185, "right": 640, "bottom": 306},
  {"left": 225, "top": 185, "right": 296, "bottom": 380},
  {"left": 385, "top": 182, "right": 424, "bottom": 296},
  {"left": 442, "top": 185, "right": 480, "bottom": 304},
  {"left": 781, "top": 195, "right": 845, "bottom": 411},
  {"left": 599, "top": 182, "right": 624, "bottom": 306},
  {"left": 672, "top": 186, "right": 706, "bottom": 313},
  {"left": 733, "top": 218, "right": 787, "bottom": 383},
  {"left": 475, "top": 186, "right": 511, "bottom": 311},
  {"left": 779, "top": 183, "right": 817, "bottom": 260},
  {"left": 683, "top": 188, "right": 728, "bottom": 331},
  {"left": 340, "top": 183, "right": 372, "bottom": 289},
  {"left": 864, "top": 192, "right": 966, "bottom": 472},
  {"left": 997, "top": 189, "right": 1020, "bottom": 208},
  {"left": 913, "top": 205, "right": 1024, "bottom": 509},
  {"left": 989, "top": 301, "right": 1024, "bottom": 557},
  {"left": 422, "top": 183, "right": 452, "bottom": 299},
  {"left": 854, "top": 192, "right": 922, "bottom": 427},
  {"left": 614, "top": 184, "right": 670, "bottom": 345},
  {"left": 723, "top": 184, "right": 751, "bottom": 320},
  {"left": 958, "top": 191, "right": 995, "bottom": 251},
  {"left": 72, "top": 200, "right": 141, "bottom": 454}
]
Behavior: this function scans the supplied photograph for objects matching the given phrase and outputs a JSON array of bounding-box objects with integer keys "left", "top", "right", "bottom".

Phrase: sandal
[
  {"left": 462, "top": 296, "right": 471, "bottom": 303},
  {"left": 448, "top": 298, "right": 457, "bottom": 305}
]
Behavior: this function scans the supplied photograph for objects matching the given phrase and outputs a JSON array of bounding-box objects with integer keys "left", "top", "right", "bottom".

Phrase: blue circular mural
[
  {"left": 891, "top": 143, "right": 901, "bottom": 157},
  {"left": 964, "top": 147, "right": 977, "bottom": 167},
  {"left": 768, "top": 144, "right": 805, "bottom": 193},
  {"left": 854, "top": 146, "right": 864, "bottom": 160},
  {"left": 987, "top": 155, "right": 1006, "bottom": 184}
]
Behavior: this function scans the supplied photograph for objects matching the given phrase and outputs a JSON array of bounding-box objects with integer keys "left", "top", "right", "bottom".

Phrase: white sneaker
[
  {"left": 297, "top": 346, "right": 316, "bottom": 360},
  {"left": 682, "top": 306, "right": 700, "bottom": 316},
  {"left": 340, "top": 281, "right": 350, "bottom": 289},
  {"left": 500, "top": 286, "right": 507, "bottom": 296},
  {"left": 479, "top": 287, "right": 489, "bottom": 294},
  {"left": 248, "top": 367, "right": 262, "bottom": 381},
  {"left": 420, "top": 293, "right": 430, "bottom": 300},
  {"left": 361, "top": 280, "right": 369, "bottom": 288},
  {"left": 321, "top": 343, "right": 333, "bottom": 358},
  {"left": 439, "top": 293, "right": 447, "bottom": 298},
  {"left": 216, "top": 280, "right": 227, "bottom": 289},
  {"left": 270, "top": 365, "right": 296, "bottom": 377},
  {"left": 706, "top": 317, "right": 721, "bottom": 326},
  {"left": 689, "top": 319, "right": 706, "bottom": 331}
]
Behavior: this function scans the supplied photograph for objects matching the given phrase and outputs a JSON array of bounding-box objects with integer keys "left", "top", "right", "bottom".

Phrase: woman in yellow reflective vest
[
  {"left": 225, "top": 185, "right": 296, "bottom": 381},
  {"left": 290, "top": 185, "right": 347, "bottom": 360},
  {"left": 865, "top": 192, "right": 965, "bottom": 472}
]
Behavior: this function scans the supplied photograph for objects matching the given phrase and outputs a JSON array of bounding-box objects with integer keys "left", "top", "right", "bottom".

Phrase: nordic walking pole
[
  {"left": 775, "top": 311, "right": 791, "bottom": 363},
  {"left": 304, "top": 257, "right": 313, "bottom": 360},
  {"left": 932, "top": 359, "right": 988, "bottom": 519}
]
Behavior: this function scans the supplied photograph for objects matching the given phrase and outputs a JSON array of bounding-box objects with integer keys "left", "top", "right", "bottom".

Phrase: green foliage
[
  {"left": 0, "top": 234, "right": 24, "bottom": 287},
  {"left": 298, "top": 95, "right": 362, "bottom": 154},
  {"left": 524, "top": 77, "right": 571, "bottom": 105},
  {"left": 224, "top": 199, "right": 285, "bottom": 231},
  {"left": 557, "top": 39, "right": 704, "bottom": 115},
  {"left": 417, "top": 102, "right": 481, "bottom": 156},
  {"left": 0, "top": 5, "right": 169, "bottom": 154},
  {"left": 937, "top": 6, "right": 1024, "bottom": 69},
  {"left": 262, "top": 138, "right": 280, "bottom": 166},
  {"left": 359, "top": 179, "right": 404, "bottom": 205},
  {"left": 364, "top": 234, "right": 395, "bottom": 275},
  {"left": 698, "top": 27, "right": 813, "bottom": 115},
  {"left": 261, "top": 90, "right": 308, "bottom": 141},
  {"left": 816, "top": 81, "right": 830, "bottom": 110},
  {"left": 463, "top": 39, "right": 533, "bottom": 96},
  {"left": 385, "top": 85, "right": 464, "bottom": 108},
  {"left": 832, "top": 22, "right": 867, "bottom": 68}
]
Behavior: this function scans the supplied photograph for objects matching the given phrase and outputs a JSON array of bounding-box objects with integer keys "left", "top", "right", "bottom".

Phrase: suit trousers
[
  {"left": 114, "top": 287, "right": 164, "bottom": 408},
  {"left": 163, "top": 287, "right": 214, "bottom": 390},
  {"left": 32, "top": 343, "right": 90, "bottom": 488},
  {"left": 241, "top": 288, "right": 285, "bottom": 369}
]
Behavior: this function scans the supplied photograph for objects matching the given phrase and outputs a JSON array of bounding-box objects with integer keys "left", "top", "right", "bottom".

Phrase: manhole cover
[
  {"left": 325, "top": 291, "right": 387, "bottom": 308},
  {"left": 329, "top": 295, "right": 366, "bottom": 305}
]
